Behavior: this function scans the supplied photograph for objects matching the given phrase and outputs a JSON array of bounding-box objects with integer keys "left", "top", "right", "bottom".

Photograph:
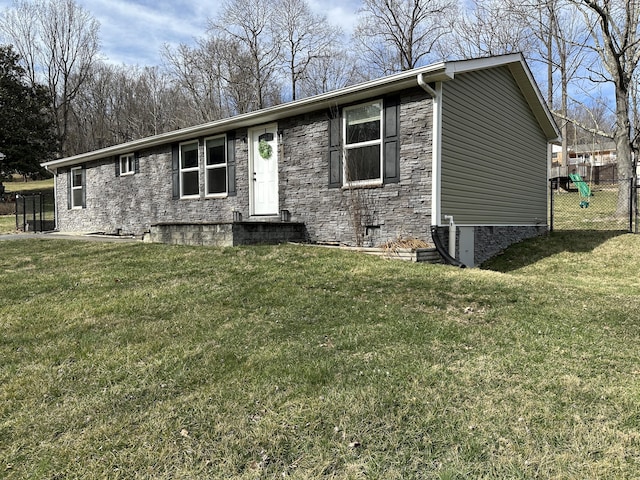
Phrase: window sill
[
  {"left": 342, "top": 180, "right": 383, "bottom": 190},
  {"left": 120, "top": 171, "right": 135, "bottom": 177},
  {"left": 205, "top": 193, "right": 228, "bottom": 199}
]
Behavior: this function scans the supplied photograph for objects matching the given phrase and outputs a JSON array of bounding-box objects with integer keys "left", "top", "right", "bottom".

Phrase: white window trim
[
  {"left": 205, "top": 135, "right": 228, "bottom": 198},
  {"left": 342, "top": 99, "right": 384, "bottom": 187},
  {"left": 70, "top": 166, "right": 84, "bottom": 209},
  {"left": 119, "top": 153, "right": 135, "bottom": 176},
  {"left": 180, "top": 140, "right": 200, "bottom": 199}
]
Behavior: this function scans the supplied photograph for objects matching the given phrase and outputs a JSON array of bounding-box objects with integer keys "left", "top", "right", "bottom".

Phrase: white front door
[{"left": 250, "top": 124, "right": 279, "bottom": 216}]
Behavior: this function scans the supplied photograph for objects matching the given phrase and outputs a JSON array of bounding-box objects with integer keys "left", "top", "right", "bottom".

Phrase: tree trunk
[{"left": 614, "top": 86, "right": 633, "bottom": 216}]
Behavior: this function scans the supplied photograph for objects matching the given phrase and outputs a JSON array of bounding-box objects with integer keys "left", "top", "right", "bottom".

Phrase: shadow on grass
[{"left": 482, "top": 229, "right": 628, "bottom": 273}]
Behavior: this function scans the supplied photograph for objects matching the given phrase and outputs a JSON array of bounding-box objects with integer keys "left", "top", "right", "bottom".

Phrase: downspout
[
  {"left": 417, "top": 72, "right": 441, "bottom": 226},
  {"left": 418, "top": 73, "right": 465, "bottom": 268},
  {"left": 417, "top": 73, "right": 437, "bottom": 98},
  {"left": 443, "top": 214, "right": 456, "bottom": 259}
]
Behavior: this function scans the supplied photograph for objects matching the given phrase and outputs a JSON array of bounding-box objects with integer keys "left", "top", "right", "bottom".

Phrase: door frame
[{"left": 248, "top": 123, "right": 279, "bottom": 216}]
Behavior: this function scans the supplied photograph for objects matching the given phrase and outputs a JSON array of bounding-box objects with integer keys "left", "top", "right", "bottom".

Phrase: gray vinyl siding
[{"left": 440, "top": 66, "right": 548, "bottom": 225}]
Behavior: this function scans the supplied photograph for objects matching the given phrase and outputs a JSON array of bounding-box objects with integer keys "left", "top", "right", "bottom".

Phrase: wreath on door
[{"left": 258, "top": 139, "right": 272, "bottom": 159}]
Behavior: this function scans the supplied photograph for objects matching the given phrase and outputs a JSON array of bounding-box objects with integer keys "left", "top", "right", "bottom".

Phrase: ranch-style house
[{"left": 42, "top": 53, "right": 560, "bottom": 267}]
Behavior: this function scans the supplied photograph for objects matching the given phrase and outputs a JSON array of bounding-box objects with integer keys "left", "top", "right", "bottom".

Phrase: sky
[{"left": 0, "top": 0, "right": 361, "bottom": 67}]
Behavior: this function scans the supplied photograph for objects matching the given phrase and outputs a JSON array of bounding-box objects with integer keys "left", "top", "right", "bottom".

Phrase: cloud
[
  {"left": 83, "top": 0, "right": 210, "bottom": 65},
  {"left": 307, "top": 0, "right": 360, "bottom": 35},
  {"left": 0, "top": 0, "right": 361, "bottom": 67}
]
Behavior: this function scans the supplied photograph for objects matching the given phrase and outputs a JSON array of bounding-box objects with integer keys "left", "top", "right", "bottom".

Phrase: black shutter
[
  {"left": 383, "top": 97, "right": 400, "bottom": 184},
  {"left": 134, "top": 152, "right": 140, "bottom": 174},
  {"left": 227, "top": 132, "right": 236, "bottom": 196},
  {"left": 171, "top": 144, "right": 180, "bottom": 199},
  {"left": 328, "top": 113, "right": 342, "bottom": 188},
  {"left": 115, "top": 155, "right": 120, "bottom": 177},
  {"left": 80, "top": 167, "right": 87, "bottom": 208},
  {"left": 67, "top": 169, "right": 72, "bottom": 209}
]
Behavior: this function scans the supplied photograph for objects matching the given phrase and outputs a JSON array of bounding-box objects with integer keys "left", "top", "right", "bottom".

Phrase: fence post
[
  {"left": 38, "top": 194, "right": 44, "bottom": 232},
  {"left": 631, "top": 177, "right": 638, "bottom": 234},
  {"left": 549, "top": 179, "right": 554, "bottom": 232},
  {"left": 31, "top": 195, "right": 36, "bottom": 232},
  {"left": 14, "top": 194, "right": 19, "bottom": 231}
]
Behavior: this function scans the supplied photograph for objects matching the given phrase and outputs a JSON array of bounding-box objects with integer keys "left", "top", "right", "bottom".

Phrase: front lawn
[
  {"left": 0, "top": 215, "right": 16, "bottom": 233},
  {"left": 1, "top": 234, "right": 640, "bottom": 478},
  {"left": 2, "top": 177, "right": 54, "bottom": 194}
]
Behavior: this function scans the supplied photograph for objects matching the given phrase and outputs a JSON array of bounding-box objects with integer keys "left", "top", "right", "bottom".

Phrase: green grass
[
  {"left": 551, "top": 187, "right": 631, "bottom": 231},
  {"left": 2, "top": 236, "right": 640, "bottom": 478},
  {"left": 0, "top": 215, "right": 16, "bottom": 233},
  {"left": 3, "top": 177, "right": 54, "bottom": 194}
]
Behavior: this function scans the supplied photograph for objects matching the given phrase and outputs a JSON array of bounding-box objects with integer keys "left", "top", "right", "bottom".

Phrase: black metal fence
[
  {"left": 15, "top": 192, "right": 55, "bottom": 232},
  {"left": 550, "top": 177, "right": 635, "bottom": 232}
]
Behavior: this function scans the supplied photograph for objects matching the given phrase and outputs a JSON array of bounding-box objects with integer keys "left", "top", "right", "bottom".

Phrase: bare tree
[
  {"left": 0, "top": 0, "right": 100, "bottom": 156},
  {"left": 66, "top": 63, "right": 189, "bottom": 154},
  {"left": 164, "top": 32, "right": 269, "bottom": 118},
  {"left": 516, "top": 0, "right": 592, "bottom": 175},
  {"left": 67, "top": 62, "right": 114, "bottom": 153},
  {"left": 631, "top": 68, "right": 640, "bottom": 152},
  {"left": 210, "top": 0, "right": 282, "bottom": 110},
  {"left": 274, "top": 0, "right": 343, "bottom": 101},
  {"left": 569, "top": 0, "right": 640, "bottom": 214},
  {"left": 446, "top": 0, "right": 534, "bottom": 59},
  {"left": 563, "top": 97, "right": 615, "bottom": 145},
  {"left": 163, "top": 40, "right": 230, "bottom": 123},
  {"left": 353, "top": 0, "right": 456, "bottom": 75},
  {"left": 299, "top": 48, "right": 365, "bottom": 97},
  {"left": 137, "top": 66, "right": 184, "bottom": 136}
]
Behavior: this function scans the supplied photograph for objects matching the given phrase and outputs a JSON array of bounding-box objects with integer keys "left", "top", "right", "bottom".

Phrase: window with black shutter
[{"left": 329, "top": 97, "right": 400, "bottom": 187}]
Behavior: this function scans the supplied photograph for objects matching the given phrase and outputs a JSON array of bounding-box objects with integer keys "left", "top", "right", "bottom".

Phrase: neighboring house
[
  {"left": 570, "top": 141, "right": 618, "bottom": 183},
  {"left": 42, "top": 53, "right": 560, "bottom": 267},
  {"left": 569, "top": 140, "right": 617, "bottom": 165},
  {"left": 551, "top": 140, "right": 618, "bottom": 185}
]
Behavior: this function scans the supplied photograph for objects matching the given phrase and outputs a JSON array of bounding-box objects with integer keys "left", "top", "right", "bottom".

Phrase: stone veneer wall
[
  {"left": 436, "top": 225, "right": 547, "bottom": 266},
  {"left": 278, "top": 88, "right": 434, "bottom": 246},
  {"left": 55, "top": 87, "right": 436, "bottom": 247},
  {"left": 145, "top": 222, "right": 307, "bottom": 247},
  {"left": 54, "top": 141, "right": 251, "bottom": 236}
]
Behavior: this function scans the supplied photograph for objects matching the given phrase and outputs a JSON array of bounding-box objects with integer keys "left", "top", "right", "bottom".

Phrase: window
[
  {"left": 205, "top": 136, "right": 227, "bottom": 196},
  {"left": 180, "top": 141, "right": 200, "bottom": 197},
  {"left": 343, "top": 100, "right": 383, "bottom": 184},
  {"left": 70, "top": 166, "right": 84, "bottom": 209},
  {"left": 120, "top": 153, "right": 135, "bottom": 176}
]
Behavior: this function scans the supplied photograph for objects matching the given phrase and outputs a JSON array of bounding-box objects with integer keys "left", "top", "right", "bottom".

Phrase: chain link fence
[{"left": 550, "top": 177, "right": 634, "bottom": 232}]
